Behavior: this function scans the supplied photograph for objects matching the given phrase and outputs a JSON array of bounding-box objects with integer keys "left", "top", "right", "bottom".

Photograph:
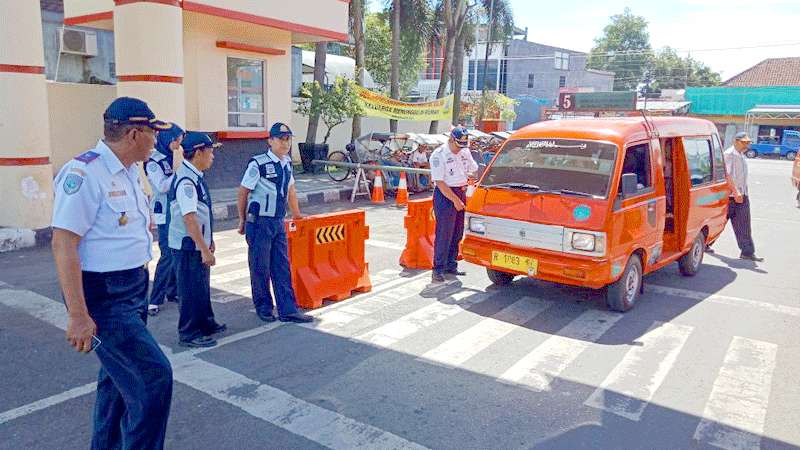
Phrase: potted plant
[
  {"left": 295, "top": 77, "right": 364, "bottom": 174},
  {"left": 460, "top": 92, "right": 519, "bottom": 132}
]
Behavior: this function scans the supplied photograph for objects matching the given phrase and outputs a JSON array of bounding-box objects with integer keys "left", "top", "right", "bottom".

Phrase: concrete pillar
[
  {"left": 0, "top": 0, "right": 54, "bottom": 230},
  {"left": 113, "top": 0, "right": 185, "bottom": 126}
]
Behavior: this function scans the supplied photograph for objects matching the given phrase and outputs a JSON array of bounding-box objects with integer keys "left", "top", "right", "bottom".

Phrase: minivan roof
[{"left": 509, "top": 116, "right": 718, "bottom": 146}]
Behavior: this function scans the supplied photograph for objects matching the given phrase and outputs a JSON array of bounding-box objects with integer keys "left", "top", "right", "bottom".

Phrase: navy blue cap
[
  {"left": 734, "top": 132, "right": 752, "bottom": 142},
  {"left": 269, "top": 122, "right": 293, "bottom": 139},
  {"left": 450, "top": 126, "right": 469, "bottom": 147},
  {"left": 103, "top": 97, "right": 169, "bottom": 130},
  {"left": 182, "top": 132, "right": 221, "bottom": 157}
]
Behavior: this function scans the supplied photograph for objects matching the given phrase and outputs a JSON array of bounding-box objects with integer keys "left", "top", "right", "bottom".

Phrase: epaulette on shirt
[
  {"left": 253, "top": 154, "right": 269, "bottom": 165},
  {"left": 74, "top": 151, "right": 100, "bottom": 164}
]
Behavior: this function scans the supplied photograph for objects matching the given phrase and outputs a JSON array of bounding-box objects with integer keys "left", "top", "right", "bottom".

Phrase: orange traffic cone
[
  {"left": 395, "top": 171, "right": 409, "bottom": 206},
  {"left": 371, "top": 171, "right": 385, "bottom": 203}
]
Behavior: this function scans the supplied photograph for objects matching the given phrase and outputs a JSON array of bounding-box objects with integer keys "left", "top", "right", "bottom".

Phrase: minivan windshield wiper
[
  {"left": 487, "top": 182, "right": 542, "bottom": 191},
  {"left": 487, "top": 183, "right": 595, "bottom": 198}
]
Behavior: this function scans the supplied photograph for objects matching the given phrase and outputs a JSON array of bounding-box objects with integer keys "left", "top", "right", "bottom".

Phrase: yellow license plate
[{"left": 492, "top": 250, "right": 538, "bottom": 275}]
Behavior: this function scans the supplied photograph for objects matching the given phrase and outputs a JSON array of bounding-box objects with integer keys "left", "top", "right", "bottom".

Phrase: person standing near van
[
  {"left": 145, "top": 123, "right": 184, "bottom": 315},
  {"left": 168, "top": 132, "right": 226, "bottom": 347},
  {"left": 429, "top": 126, "right": 479, "bottom": 283},
  {"left": 724, "top": 132, "right": 763, "bottom": 262}
]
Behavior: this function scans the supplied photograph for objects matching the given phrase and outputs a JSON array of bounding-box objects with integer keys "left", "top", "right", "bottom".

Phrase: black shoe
[
  {"left": 179, "top": 335, "right": 217, "bottom": 348},
  {"left": 279, "top": 312, "right": 314, "bottom": 323},
  {"left": 147, "top": 305, "right": 160, "bottom": 316},
  {"left": 704, "top": 246, "right": 715, "bottom": 254},
  {"left": 445, "top": 269, "right": 467, "bottom": 276},
  {"left": 207, "top": 322, "right": 227, "bottom": 335},
  {"left": 256, "top": 311, "right": 277, "bottom": 322},
  {"left": 740, "top": 254, "right": 764, "bottom": 262},
  {"left": 431, "top": 272, "right": 446, "bottom": 283},
  {"left": 167, "top": 296, "right": 179, "bottom": 303}
]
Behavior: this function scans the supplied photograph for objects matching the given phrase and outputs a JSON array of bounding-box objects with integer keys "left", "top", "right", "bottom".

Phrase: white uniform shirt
[
  {"left": 175, "top": 161, "right": 205, "bottom": 216},
  {"left": 724, "top": 146, "right": 749, "bottom": 196},
  {"left": 411, "top": 149, "right": 428, "bottom": 165},
  {"left": 240, "top": 150, "right": 296, "bottom": 191},
  {"left": 429, "top": 144, "right": 479, "bottom": 187},
  {"left": 52, "top": 140, "right": 153, "bottom": 272},
  {"left": 145, "top": 150, "right": 174, "bottom": 225}
]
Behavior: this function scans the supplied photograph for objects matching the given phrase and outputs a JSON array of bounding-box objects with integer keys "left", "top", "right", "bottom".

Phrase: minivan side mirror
[{"left": 620, "top": 173, "right": 639, "bottom": 198}]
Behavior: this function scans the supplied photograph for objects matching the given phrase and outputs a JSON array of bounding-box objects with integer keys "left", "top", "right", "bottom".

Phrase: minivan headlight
[
  {"left": 571, "top": 232, "right": 596, "bottom": 251},
  {"left": 469, "top": 217, "right": 486, "bottom": 234}
]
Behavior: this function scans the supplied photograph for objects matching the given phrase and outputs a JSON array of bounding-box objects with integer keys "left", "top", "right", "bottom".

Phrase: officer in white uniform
[
  {"left": 167, "top": 132, "right": 226, "bottom": 348},
  {"left": 51, "top": 97, "right": 173, "bottom": 450},
  {"left": 145, "top": 123, "right": 184, "bottom": 315},
  {"left": 429, "top": 126, "right": 479, "bottom": 283}
]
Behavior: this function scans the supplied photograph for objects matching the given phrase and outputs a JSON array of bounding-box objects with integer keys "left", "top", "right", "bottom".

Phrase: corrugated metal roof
[{"left": 686, "top": 86, "right": 800, "bottom": 116}]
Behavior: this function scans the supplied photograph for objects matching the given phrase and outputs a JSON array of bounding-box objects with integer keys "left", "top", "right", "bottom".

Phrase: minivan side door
[{"left": 681, "top": 136, "right": 729, "bottom": 250}]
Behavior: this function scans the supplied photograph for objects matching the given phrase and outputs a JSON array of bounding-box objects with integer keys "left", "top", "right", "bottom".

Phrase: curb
[{"left": 0, "top": 227, "right": 52, "bottom": 253}]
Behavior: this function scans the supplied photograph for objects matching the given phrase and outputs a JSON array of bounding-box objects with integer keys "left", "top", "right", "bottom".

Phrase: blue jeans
[
  {"left": 149, "top": 224, "right": 177, "bottom": 305},
  {"left": 433, "top": 187, "right": 466, "bottom": 274},
  {"left": 245, "top": 217, "right": 299, "bottom": 317},
  {"left": 174, "top": 250, "right": 218, "bottom": 341},
  {"left": 82, "top": 267, "right": 172, "bottom": 450}
]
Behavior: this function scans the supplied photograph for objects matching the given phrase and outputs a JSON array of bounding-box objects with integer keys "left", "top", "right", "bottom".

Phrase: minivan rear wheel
[
  {"left": 605, "top": 255, "right": 642, "bottom": 312},
  {"left": 678, "top": 233, "right": 705, "bottom": 276},
  {"left": 786, "top": 151, "right": 797, "bottom": 161}
]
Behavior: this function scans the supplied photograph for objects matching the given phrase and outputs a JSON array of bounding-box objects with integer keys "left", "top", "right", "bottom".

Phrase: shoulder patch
[
  {"left": 74, "top": 151, "right": 100, "bottom": 164},
  {"left": 247, "top": 166, "right": 259, "bottom": 178},
  {"left": 63, "top": 173, "right": 84, "bottom": 195},
  {"left": 431, "top": 157, "right": 440, "bottom": 168},
  {"left": 183, "top": 184, "right": 195, "bottom": 199},
  {"left": 146, "top": 161, "right": 160, "bottom": 175}
]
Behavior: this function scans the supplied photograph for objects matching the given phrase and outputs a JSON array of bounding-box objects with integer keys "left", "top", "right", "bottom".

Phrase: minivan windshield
[{"left": 482, "top": 138, "right": 618, "bottom": 198}]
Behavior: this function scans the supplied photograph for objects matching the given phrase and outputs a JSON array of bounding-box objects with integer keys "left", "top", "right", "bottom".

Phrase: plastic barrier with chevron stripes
[{"left": 287, "top": 210, "right": 372, "bottom": 309}]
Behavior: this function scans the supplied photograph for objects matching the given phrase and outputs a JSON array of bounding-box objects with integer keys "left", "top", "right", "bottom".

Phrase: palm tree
[
  {"left": 350, "top": 0, "right": 366, "bottom": 142},
  {"left": 388, "top": 0, "right": 433, "bottom": 133},
  {"left": 429, "top": 0, "right": 469, "bottom": 134},
  {"left": 477, "top": 0, "right": 513, "bottom": 123}
]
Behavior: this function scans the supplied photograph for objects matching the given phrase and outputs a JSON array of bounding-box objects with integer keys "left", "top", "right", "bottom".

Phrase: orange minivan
[{"left": 461, "top": 116, "right": 731, "bottom": 311}]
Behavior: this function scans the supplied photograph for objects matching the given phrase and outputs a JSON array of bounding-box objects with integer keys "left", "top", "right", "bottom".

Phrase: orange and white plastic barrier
[
  {"left": 286, "top": 210, "right": 372, "bottom": 309},
  {"left": 399, "top": 198, "right": 435, "bottom": 269},
  {"left": 395, "top": 171, "right": 409, "bottom": 206}
]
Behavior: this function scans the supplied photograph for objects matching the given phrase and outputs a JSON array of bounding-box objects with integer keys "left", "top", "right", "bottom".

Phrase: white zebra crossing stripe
[
  {"left": 693, "top": 337, "right": 777, "bottom": 450},
  {"left": 0, "top": 284, "right": 431, "bottom": 450},
  {"left": 498, "top": 309, "right": 623, "bottom": 392},
  {"left": 213, "top": 253, "right": 249, "bottom": 270},
  {"left": 171, "top": 355, "right": 429, "bottom": 450},
  {"left": 355, "top": 288, "right": 487, "bottom": 348},
  {"left": 366, "top": 239, "right": 405, "bottom": 251},
  {"left": 421, "top": 297, "right": 549, "bottom": 367},
  {"left": 647, "top": 285, "right": 800, "bottom": 318},
  {"left": 210, "top": 267, "right": 251, "bottom": 285},
  {"left": 584, "top": 321, "right": 693, "bottom": 421}
]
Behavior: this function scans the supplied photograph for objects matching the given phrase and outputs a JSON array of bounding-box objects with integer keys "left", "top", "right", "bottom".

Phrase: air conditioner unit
[{"left": 59, "top": 28, "right": 98, "bottom": 57}]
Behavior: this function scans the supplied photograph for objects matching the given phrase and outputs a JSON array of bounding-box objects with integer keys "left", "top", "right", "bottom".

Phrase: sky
[{"left": 368, "top": 0, "right": 800, "bottom": 81}]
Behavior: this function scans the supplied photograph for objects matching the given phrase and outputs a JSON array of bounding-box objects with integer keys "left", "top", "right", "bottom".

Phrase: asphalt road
[{"left": 0, "top": 159, "right": 798, "bottom": 450}]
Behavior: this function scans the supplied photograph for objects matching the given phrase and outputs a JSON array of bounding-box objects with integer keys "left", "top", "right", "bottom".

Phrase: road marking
[
  {"left": 355, "top": 288, "right": 488, "bottom": 348},
  {"left": 421, "top": 297, "right": 549, "bottom": 367},
  {"left": 213, "top": 253, "right": 249, "bottom": 270},
  {"left": 0, "top": 284, "right": 431, "bottom": 449},
  {"left": 170, "top": 356, "right": 429, "bottom": 450},
  {"left": 0, "top": 382, "right": 97, "bottom": 425},
  {"left": 498, "top": 309, "right": 623, "bottom": 392},
  {"left": 584, "top": 321, "right": 693, "bottom": 421},
  {"left": 647, "top": 285, "right": 800, "bottom": 318},
  {"left": 694, "top": 336, "right": 777, "bottom": 450},
  {"left": 210, "top": 267, "right": 251, "bottom": 285},
  {"left": 366, "top": 239, "right": 406, "bottom": 251}
]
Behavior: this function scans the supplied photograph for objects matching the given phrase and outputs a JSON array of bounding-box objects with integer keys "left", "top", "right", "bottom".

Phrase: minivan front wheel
[
  {"left": 605, "top": 255, "right": 642, "bottom": 312},
  {"left": 745, "top": 150, "right": 757, "bottom": 159}
]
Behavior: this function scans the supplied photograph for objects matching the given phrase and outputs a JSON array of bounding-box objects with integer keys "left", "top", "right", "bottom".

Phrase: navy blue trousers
[
  {"left": 433, "top": 186, "right": 466, "bottom": 274},
  {"left": 174, "top": 250, "right": 218, "bottom": 341},
  {"left": 245, "top": 217, "right": 299, "bottom": 317},
  {"left": 149, "top": 224, "right": 177, "bottom": 306},
  {"left": 82, "top": 267, "right": 172, "bottom": 450}
]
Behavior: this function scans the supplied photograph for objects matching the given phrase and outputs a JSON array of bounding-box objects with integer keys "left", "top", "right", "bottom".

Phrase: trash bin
[{"left": 298, "top": 143, "right": 329, "bottom": 174}]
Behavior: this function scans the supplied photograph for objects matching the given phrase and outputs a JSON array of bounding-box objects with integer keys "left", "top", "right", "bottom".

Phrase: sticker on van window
[{"left": 573, "top": 205, "right": 591, "bottom": 222}]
